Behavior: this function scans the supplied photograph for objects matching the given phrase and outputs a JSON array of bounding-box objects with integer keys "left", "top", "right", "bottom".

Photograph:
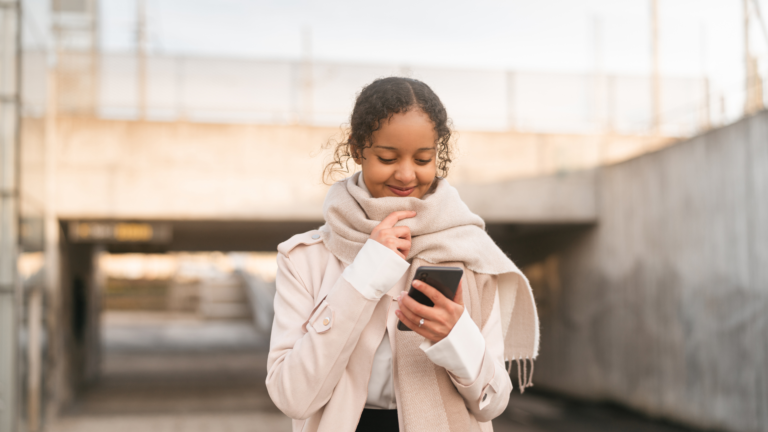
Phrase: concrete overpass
[
  {"left": 22, "top": 116, "right": 651, "bottom": 224},
  {"left": 23, "top": 115, "right": 613, "bottom": 258}
]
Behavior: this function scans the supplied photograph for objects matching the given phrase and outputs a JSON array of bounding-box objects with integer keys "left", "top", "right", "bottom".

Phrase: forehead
[{"left": 372, "top": 110, "right": 436, "bottom": 151}]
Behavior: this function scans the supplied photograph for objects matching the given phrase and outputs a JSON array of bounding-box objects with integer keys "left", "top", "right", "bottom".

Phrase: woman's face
[{"left": 355, "top": 109, "right": 437, "bottom": 199}]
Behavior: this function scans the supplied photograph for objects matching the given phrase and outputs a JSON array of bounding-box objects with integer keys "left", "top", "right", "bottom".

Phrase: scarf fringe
[{"left": 509, "top": 357, "right": 535, "bottom": 394}]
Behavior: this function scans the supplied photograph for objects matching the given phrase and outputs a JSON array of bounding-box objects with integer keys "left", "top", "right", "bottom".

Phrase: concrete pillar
[
  {"left": 52, "top": 240, "right": 102, "bottom": 408},
  {"left": 0, "top": 1, "right": 21, "bottom": 430}
]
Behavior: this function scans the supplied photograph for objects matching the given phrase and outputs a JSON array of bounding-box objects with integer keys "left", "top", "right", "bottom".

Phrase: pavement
[{"left": 47, "top": 311, "right": 701, "bottom": 432}]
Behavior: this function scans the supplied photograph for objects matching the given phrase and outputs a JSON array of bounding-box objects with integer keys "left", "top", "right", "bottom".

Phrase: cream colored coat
[{"left": 266, "top": 229, "right": 513, "bottom": 432}]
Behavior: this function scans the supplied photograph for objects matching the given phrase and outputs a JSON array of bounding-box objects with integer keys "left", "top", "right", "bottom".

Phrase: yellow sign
[
  {"left": 68, "top": 221, "right": 171, "bottom": 243},
  {"left": 114, "top": 223, "right": 154, "bottom": 241}
]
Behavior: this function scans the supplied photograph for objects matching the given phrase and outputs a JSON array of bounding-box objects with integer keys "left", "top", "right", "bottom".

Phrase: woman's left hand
[{"left": 395, "top": 280, "right": 464, "bottom": 343}]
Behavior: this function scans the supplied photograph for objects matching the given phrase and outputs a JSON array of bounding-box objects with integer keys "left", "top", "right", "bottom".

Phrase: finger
[
  {"left": 398, "top": 296, "right": 428, "bottom": 324},
  {"left": 453, "top": 280, "right": 464, "bottom": 307},
  {"left": 395, "top": 309, "right": 435, "bottom": 340},
  {"left": 411, "top": 280, "right": 450, "bottom": 308},
  {"left": 400, "top": 291, "right": 441, "bottom": 321},
  {"left": 379, "top": 227, "right": 411, "bottom": 242},
  {"left": 397, "top": 240, "right": 411, "bottom": 259},
  {"left": 380, "top": 237, "right": 411, "bottom": 254},
  {"left": 395, "top": 310, "right": 417, "bottom": 331},
  {"left": 400, "top": 247, "right": 411, "bottom": 260},
  {"left": 389, "top": 226, "right": 411, "bottom": 241},
  {"left": 378, "top": 211, "right": 417, "bottom": 229}
]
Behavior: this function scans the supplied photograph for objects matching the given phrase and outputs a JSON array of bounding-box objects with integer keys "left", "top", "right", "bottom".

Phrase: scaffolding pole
[
  {"left": 750, "top": 0, "right": 768, "bottom": 49},
  {"left": 700, "top": 26, "right": 711, "bottom": 130},
  {"left": 745, "top": 0, "right": 751, "bottom": 114},
  {"left": 651, "top": 0, "right": 661, "bottom": 134},
  {"left": 745, "top": 0, "right": 765, "bottom": 114},
  {"left": 301, "top": 26, "right": 313, "bottom": 125},
  {"left": 43, "top": 25, "right": 60, "bottom": 427},
  {"left": 137, "top": 0, "right": 146, "bottom": 120},
  {"left": 0, "top": 0, "right": 22, "bottom": 431}
]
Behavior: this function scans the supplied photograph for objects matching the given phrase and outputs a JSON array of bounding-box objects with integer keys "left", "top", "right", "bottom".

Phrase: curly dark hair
[{"left": 323, "top": 77, "right": 454, "bottom": 183}]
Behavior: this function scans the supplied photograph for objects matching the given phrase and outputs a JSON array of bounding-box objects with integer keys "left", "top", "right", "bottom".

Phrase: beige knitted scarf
[{"left": 319, "top": 172, "right": 539, "bottom": 430}]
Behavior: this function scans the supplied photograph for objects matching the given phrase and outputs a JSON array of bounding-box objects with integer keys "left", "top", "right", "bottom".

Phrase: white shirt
[{"left": 342, "top": 239, "right": 486, "bottom": 410}]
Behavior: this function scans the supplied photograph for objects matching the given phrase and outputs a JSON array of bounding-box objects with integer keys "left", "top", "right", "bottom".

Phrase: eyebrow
[{"left": 373, "top": 145, "right": 436, "bottom": 151}]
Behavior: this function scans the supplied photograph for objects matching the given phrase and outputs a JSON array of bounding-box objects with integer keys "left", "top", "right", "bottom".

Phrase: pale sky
[{"left": 21, "top": 0, "right": 768, "bottom": 110}]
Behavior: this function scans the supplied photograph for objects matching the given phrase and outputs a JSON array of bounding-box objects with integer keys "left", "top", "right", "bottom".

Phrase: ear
[{"left": 350, "top": 142, "right": 364, "bottom": 165}]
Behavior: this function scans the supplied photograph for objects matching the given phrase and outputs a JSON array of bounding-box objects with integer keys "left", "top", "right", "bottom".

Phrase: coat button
[
  {"left": 312, "top": 234, "right": 320, "bottom": 239},
  {"left": 322, "top": 317, "right": 330, "bottom": 326}
]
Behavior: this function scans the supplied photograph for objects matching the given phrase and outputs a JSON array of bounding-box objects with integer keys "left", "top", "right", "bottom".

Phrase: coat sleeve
[
  {"left": 265, "top": 250, "right": 381, "bottom": 420},
  {"left": 449, "top": 288, "right": 513, "bottom": 422}
]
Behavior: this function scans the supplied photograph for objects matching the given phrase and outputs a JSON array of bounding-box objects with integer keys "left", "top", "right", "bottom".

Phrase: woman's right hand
[{"left": 370, "top": 211, "right": 416, "bottom": 260}]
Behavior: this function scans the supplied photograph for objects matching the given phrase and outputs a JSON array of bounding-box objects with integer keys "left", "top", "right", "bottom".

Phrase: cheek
[
  {"left": 417, "top": 163, "right": 437, "bottom": 184},
  {"left": 362, "top": 159, "right": 393, "bottom": 185}
]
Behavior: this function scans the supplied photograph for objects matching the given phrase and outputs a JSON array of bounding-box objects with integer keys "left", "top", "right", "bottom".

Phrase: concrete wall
[
  {"left": 532, "top": 110, "right": 768, "bottom": 432},
  {"left": 456, "top": 169, "right": 596, "bottom": 224}
]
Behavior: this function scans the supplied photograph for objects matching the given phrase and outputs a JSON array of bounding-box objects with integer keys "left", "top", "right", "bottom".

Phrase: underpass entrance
[
  {"left": 49, "top": 220, "right": 320, "bottom": 431},
  {"left": 74, "top": 250, "right": 286, "bottom": 430}
]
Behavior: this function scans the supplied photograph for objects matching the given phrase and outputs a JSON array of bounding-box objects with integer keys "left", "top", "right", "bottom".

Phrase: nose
[{"left": 393, "top": 161, "right": 416, "bottom": 185}]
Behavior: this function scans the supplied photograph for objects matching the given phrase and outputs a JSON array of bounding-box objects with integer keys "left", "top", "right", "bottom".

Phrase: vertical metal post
[
  {"left": 301, "top": 26, "right": 312, "bottom": 125},
  {"left": 506, "top": 71, "right": 516, "bottom": 131},
  {"left": 593, "top": 15, "right": 604, "bottom": 133},
  {"left": 744, "top": 0, "right": 764, "bottom": 114},
  {"left": 701, "top": 77, "right": 711, "bottom": 130},
  {"left": 744, "top": 0, "right": 751, "bottom": 115},
  {"left": 720, "top": 93, "right": 726, "bottom": 126},
  {"left": 749, "top": 0, "right": 768, "bottom": 111},
  {"left": 176, "top": 57, "right": 183, "bottom": 121},
  {"left": 700, "top": 25, "right": 711, "bottom": 131},
  {"left": 0, "top": 0, "right": 22, "bottom": 431},
  {"left": 89, "top": 0, "right": 99, "bottom": 117},
  {"left": 606, "top": 75, "right": 615, "bottom": 133},
  {"left": 749, "top": 0, "right": 768, "bottom": 48},
  {"left": 651, "top": 0, "right": 661, "bottom": 134},
  {"left": 43, "top": 14, "right": 61, "bottom": 421},
  {"left": 137, "top": 0, "right": 146, "bottom": 120}
]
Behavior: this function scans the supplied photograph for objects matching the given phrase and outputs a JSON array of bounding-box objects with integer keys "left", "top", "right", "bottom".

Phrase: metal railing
[{"left": 18, "top": 50, "right": 734, "bottom": 137}]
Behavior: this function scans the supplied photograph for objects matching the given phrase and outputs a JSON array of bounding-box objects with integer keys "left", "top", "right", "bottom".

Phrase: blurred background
[{"left": 1, "top": 0, "right": 767, "bottom": 431}]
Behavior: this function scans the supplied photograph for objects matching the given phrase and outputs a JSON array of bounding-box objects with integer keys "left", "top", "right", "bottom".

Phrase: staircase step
[{"left": 200, "top": 303, "right": 252, "bottom": 320}]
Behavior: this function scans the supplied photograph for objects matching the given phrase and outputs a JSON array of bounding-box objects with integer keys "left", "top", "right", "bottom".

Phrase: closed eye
[
  {"left": 378, "top": 157, "right": 396, "bottom": 163},
  {"left": 416, "top": 159, "right": 432, "bottom": 164}
]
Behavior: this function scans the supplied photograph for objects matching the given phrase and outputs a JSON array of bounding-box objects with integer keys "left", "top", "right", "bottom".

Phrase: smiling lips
[{"left": 388, "top": 185, "right": 416, "bottom": 197}]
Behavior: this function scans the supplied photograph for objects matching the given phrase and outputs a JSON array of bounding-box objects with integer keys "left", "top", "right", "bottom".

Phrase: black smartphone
[{"left": 397, "top": 266, "right": 463, "bottom": 331}]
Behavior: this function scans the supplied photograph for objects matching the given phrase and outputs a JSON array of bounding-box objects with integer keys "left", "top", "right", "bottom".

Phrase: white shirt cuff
[
  {"left": 342, "top": 239, "right": 410, "bottom": 300},
  {"left": 419, "top": 307, "right": 485, "bottom": 385}
]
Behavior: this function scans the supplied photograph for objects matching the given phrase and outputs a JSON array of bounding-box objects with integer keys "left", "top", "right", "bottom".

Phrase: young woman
[{"left": 267, "top": 77, "right": 539, "bottom": 432}]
